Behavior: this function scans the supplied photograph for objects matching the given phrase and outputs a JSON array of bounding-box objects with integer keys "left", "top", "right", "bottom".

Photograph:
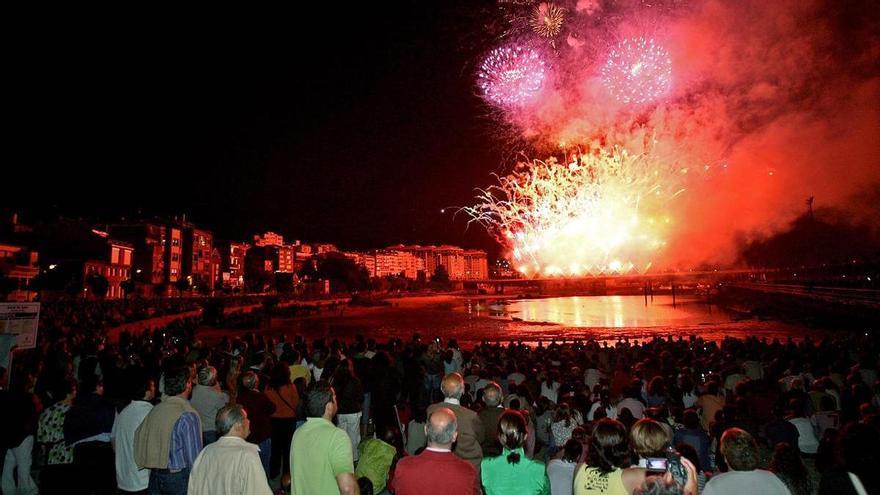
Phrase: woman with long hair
[
  {"left": 481, "top": 410, "right": 550, "bottom": 495},
  {"left": 573, "top": 419, "right": 645, "bottom": 495}
]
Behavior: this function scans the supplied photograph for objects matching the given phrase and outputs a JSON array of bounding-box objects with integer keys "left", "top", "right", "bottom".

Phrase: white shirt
[
  {"left": 541, "top": 382, "right": 560, "bottom": 403},
  {"left": 788, "top": 417, "right": 819, "bottom": 454},
  {"left": 547, "top": 459, "right": 577, "bottom": 495},
  {"left": 187, "top": 436, "right": 272, "bottom": 495},
  {"left": 617, "top": 398, "right": 645, "bottom": 419},
  {"left": 702, "top": 470, "right": 790, "bottom": 495},
  {"left": 587, "top": 402, "right": 617, "bottom": 421},
  {"left": 111, "top": 400, "right": 153, "bottom": 491}
]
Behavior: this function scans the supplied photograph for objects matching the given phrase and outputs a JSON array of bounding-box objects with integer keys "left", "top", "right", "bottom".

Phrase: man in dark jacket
[
  {"left": 236, "top": 371, "right": 276, "bottom": 476},
  {"left": 64, "top": 374, "right": 116, "bottom": 494}
]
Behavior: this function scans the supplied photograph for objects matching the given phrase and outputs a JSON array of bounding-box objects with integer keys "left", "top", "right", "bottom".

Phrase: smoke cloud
[{"left": 482, "top": 0, "right": 880, "bottom": 267}]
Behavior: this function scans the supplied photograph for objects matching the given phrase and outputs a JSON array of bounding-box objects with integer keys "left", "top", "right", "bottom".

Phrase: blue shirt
[{"left": 168, "top": 412, "right": 202, "bottom": 470}]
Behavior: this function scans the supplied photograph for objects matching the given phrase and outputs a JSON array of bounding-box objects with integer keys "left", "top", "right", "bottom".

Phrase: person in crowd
[
  {"left": 672, "top": 409, "right": 711, "bottom": 471},
  {"left": 818, "top": 421, "right": 878, "bottom": 495},
  {"left": 290, "top": 381, "right": 358, "bottom": 495},
  {"left": 391, "top": 407, "right": 478, "bottom": 495},
  {"left": 479, "top": 381, "right": 505, "bottom": 457},
  {"left": 785, "top": 399, "right": 819, "bottom": 455},
  {"left": 551, "top": 403, "right": 581, "bottom": 453},
  {"left": 265, "top": 361, "right": 298, "bottom": 480},
  {"left": 764, "top": 405, "right": 800, "bottom": 452},
  {"left": 674, "top": 443, "right": 708, "bottom": 494},
  {"left": 702, "top": 428, "right": 789, "bottom": 495},
  {"left": 573, "top": 418, "right": 646, "bottom": 495},
  {"left": 547, "top": 438, "right": 582, "bottom": 495},
  {"left": 588, "top": 388, "right": 617, "bottom": 421},
  {"left": 405, "top": 404, "right": 428, "bottom": 455},
  {"left": 695, "top": 382, "right": 724, "bottom": 431},
  {"left": 769, "top": 442, "right": 812, "bottom": 495},
  {"left": 811, "top": 395, "right": 839, "bottom": 440},
  {"left": 481, "top": 409, "right": 550, "bottom": 495},
  {"left": 112, "top": 368, "right": 155, "bottom": 494},
  {"left": 190, "top": 365, "right": 229, "bottom": 446},
  {"left": 630, "top": 418, "right": 670, "bottom": 467},
  {"left": 426, "top": 372, "right": 486, "bottom": 471},
  {"left": 187, "top": 404, "right": 273, "bottom": 495},
  {"left": 2, "top": 371, "right": 40, "bottom": 495},
  {"left": 618, "top": 382, "right": 646, "bottom": 420},
  {"left": 332, "top": 359, "right": 364, "bottom": 463},
  {"left": 64, "top": 374, "right": 116, "bottom": 494},
  {"left": 236, "top": 370, "right": 276, "bottom": 476},
  {"left": 646, "top": 377, "right": 670, "bottom": 408},
  {"left": 541, "top": 371, "right": 561, "bottom": 404},
  {"left": 354, "top": 423, "right": 402, "bottom": 494},
  {"left": 134, "top": 365, "right": 202, "bottom": 495},
  {"left": 37, "top": 376, "right": 77, "bottom": 492}
]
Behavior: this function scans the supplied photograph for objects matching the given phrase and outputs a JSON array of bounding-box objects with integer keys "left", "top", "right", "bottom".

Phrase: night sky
[
  {"left": 7, "top": 3, "right": 503, "bottom": 254},
  {"left": 8, "top": 2, "right": 879, "bottom": 268}
]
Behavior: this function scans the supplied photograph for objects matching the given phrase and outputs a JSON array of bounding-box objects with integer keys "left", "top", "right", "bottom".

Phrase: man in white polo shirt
[{"left": 111, "top": 369, "right": 155, "bottom": 494}]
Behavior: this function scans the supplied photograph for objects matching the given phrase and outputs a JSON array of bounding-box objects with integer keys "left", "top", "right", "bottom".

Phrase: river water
[
  {"left": 242, "top": 294, "right": 830, "bottom": 349},
  {"left": 478, "top": 295, "right": 733, "bottom": 328}
]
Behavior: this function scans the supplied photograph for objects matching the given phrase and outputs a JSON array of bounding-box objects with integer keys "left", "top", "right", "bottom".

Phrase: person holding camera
[{"left": 573, "top": 418, "right": 698, "bottom": 495}]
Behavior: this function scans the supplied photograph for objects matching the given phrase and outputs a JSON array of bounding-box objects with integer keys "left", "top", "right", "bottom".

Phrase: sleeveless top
[{"left": 573, "top": 466, "right": 628, "bottom": 495}]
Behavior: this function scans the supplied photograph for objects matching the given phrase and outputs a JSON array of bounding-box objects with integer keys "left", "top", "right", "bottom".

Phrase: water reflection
[{"left": 475, "top": 295, "right": 730, "bottom": 328}]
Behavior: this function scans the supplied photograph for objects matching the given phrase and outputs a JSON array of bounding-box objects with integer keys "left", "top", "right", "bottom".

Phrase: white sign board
[{"left": 0, "top": 302, "right": 40, "bottom": 349}]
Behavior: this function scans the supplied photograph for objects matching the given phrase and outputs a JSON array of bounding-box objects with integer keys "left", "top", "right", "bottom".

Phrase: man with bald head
[
  {"left": 391, "top": 407, "right": 478, "bottom": 495},
  {"left": 426, "top": 372, "right": 485, "bottom": 470}
]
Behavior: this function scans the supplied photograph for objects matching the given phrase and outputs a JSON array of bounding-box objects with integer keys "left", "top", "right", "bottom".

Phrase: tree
[
  {"left": 299, "top": 253, "right": 370, "bottom": 293},
  {"left": 431, "top": 265, "right": 450, "bottom": 284},
  {"left": 175, "top": 276, "right": 192, "bottom": 296},
  {"left": 275, "top": 272, "right": 295, "bottom": 293},
  {"left": 120, "top": 279, "right": 135, "bottom": 298},
  {"left": 85, "top": 273, "right": 109, "bottom": 299}
]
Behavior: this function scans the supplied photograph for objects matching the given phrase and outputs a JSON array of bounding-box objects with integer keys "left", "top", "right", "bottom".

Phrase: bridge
[{"left": 468, "top": 268, "right": 772, "bottom": 294}]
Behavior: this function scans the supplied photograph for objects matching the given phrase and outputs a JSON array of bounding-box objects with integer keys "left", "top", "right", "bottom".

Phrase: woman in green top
[{"left": 481, "top": 410, "right": 550, "bottom": 495}]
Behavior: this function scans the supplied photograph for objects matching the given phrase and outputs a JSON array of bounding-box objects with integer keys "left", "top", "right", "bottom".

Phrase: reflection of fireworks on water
[
  {"left": 530, "top": 3, "right": 565, "bottom": 39},
  {"left": 602, "top": 37, "right": 672, "bottom": 105},
  {"left": 478, "top": 45, "right": 547, "bottom": 106},
  {"left": 464, "top": 146, "right": 689, "bottom": 276}
]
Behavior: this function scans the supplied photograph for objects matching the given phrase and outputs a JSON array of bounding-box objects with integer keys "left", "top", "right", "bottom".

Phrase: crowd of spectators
[{"left": 1, "top": 316, "right": 879, "bottom": 494}]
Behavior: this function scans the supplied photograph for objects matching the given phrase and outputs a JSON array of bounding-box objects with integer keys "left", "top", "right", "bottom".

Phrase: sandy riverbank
[{"left": 196, "top": 292, "right": 832, "bottom": 349}]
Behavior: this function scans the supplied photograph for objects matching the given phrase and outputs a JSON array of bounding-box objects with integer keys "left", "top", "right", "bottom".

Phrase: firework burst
[
  {"left": 602, "top": 37, "right": 672, "bottom": 105},
  {"left": 530, "top": 3, "right": 566, "bottom": 39},
  {"left": 477, "top": 45, "right": 547, "bottom": 106},
  {"left": 464, "top": 146, "right": 689, "bottom": 276}
]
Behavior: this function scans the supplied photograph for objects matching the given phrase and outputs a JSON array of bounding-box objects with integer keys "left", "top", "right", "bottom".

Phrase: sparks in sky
[
  {"left": 530, "top": 3, "right": 566, "bottom": 39},
  {"left": 601, "top": 37, "right": 672, "bottom": 105},
  {"left": 477, "top": 45, "right": 547, "bottom": 107},
  {"left": 464, "top": 146, "right": 689, "bottom": 276}
]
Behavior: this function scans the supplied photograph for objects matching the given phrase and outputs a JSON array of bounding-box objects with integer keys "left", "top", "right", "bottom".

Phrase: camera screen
[{"left": 646, "top": 458, "right": 668, "bottom": 471}]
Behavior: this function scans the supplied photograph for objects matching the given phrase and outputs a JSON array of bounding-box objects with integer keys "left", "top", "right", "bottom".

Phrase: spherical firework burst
[
  {"left": 464, "top": 146, "right": 688, "bottom": 276},
  {"left": 477, "top": 45, "right": 546, "bottom": 106},
  {"left": 530, "top": 3, "right": 565, "bottom": 39},
  {"left": 602, "top": 37, "right": 672, "bottom": 105}
]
